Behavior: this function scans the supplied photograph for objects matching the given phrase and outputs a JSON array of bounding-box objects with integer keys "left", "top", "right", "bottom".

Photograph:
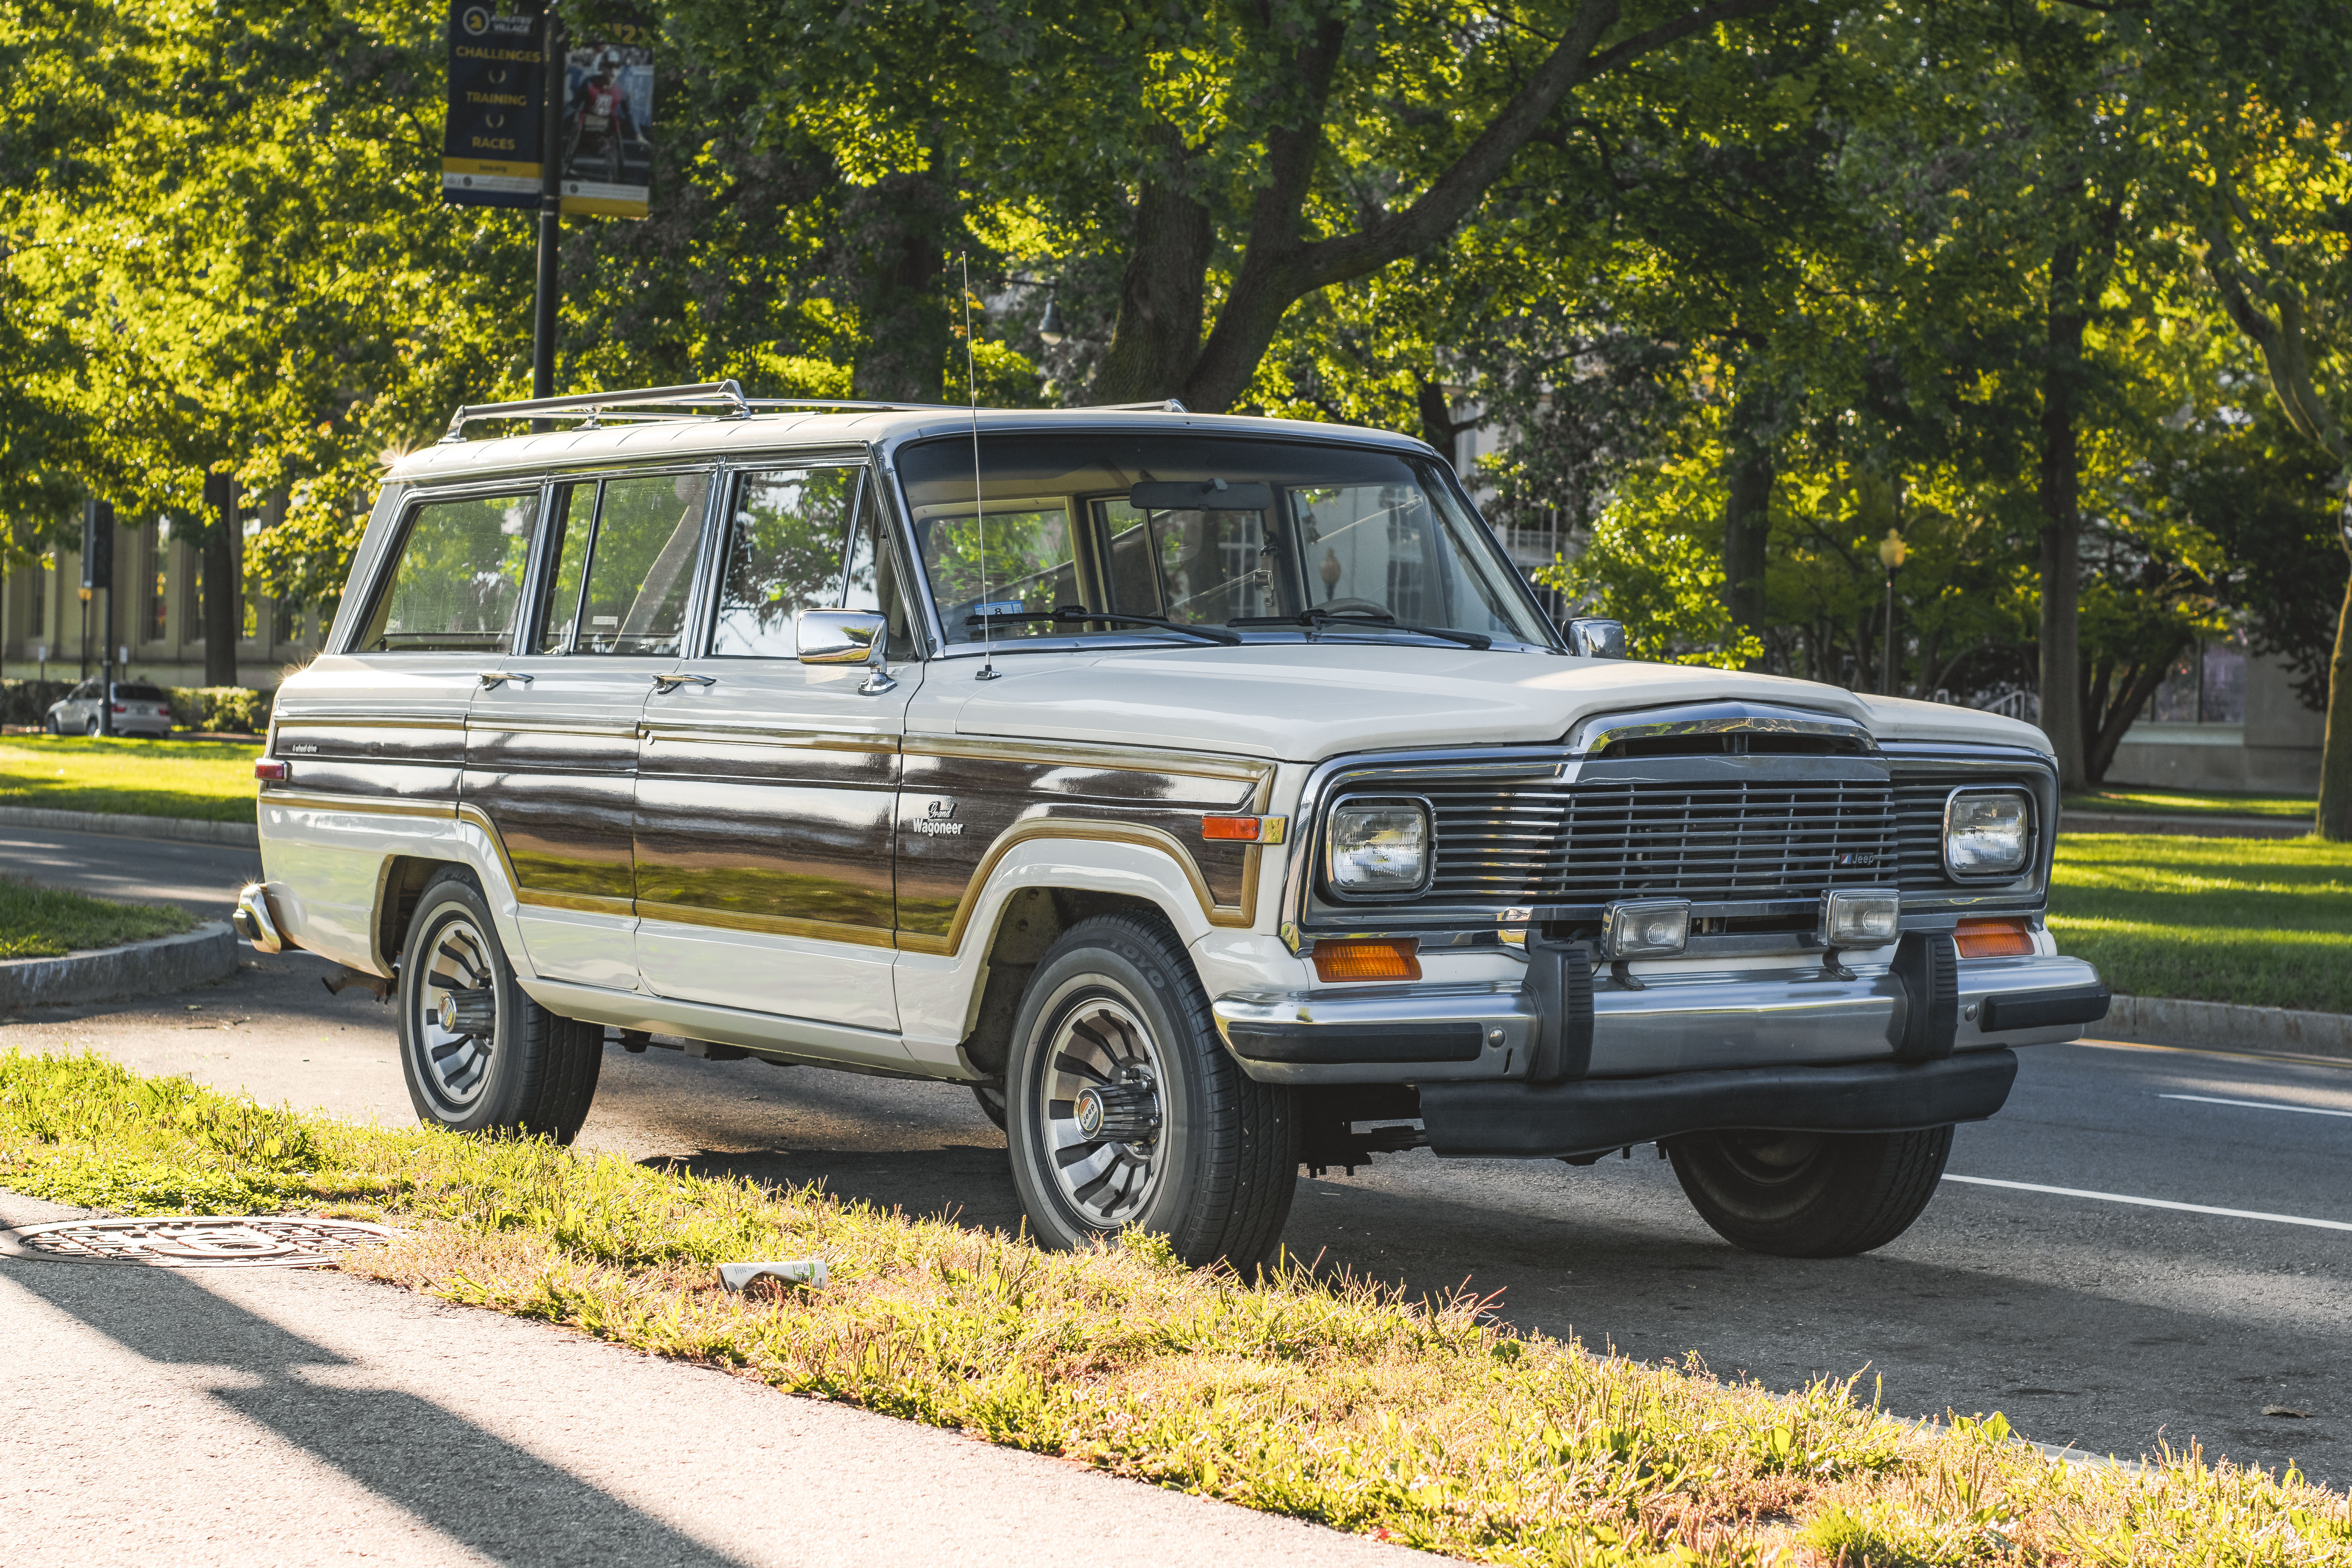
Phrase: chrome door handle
[
  {"left": 650, "top": 672, "right": 717, "bottom": 690},
  {"left": 479, "top": 671, "right": 534, "bottom": 687}
]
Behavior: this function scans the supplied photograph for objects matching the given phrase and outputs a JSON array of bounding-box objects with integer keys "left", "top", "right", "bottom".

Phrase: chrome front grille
[{"left": 1423, "top": 773, "right": 1899, "bottom": 906}]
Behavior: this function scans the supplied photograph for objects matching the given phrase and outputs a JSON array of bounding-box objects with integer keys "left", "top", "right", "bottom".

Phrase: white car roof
[{"left": 385, "top": 405, "right": 1436, "bottom": 488}]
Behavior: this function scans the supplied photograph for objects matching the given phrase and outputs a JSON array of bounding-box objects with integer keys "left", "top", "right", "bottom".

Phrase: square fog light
[
  {"left": 1819, "top": 888, "right": 1900, "bottom": 949},
  {"left": 1602, "top": 898, "right": 1691, "bottom": 959}
]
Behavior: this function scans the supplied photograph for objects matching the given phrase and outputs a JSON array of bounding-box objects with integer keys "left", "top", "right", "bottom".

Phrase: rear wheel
[
  {"left": 1667, "top": 1125, "right": 1954, "bottom": 1257},
  {"left": 1004, "top": 912, "right": 1298, "bottom": 1268},
  {"left": 396, "top": 868, "right": 602, "bottom": 1142}
]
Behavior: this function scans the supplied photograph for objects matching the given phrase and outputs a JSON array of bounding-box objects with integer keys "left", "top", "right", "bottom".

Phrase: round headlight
[
  {"left": 1945, "top": 789, "right": 2031, "bottom": 878},
  {"left": 1325, "top": 799, "right": 1432, "bottom": 895}
]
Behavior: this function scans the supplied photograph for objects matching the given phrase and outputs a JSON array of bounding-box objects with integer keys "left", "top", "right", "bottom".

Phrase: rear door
[
  {"left": 632, "top": 463, "right": 920, "bottom": 1030},
  {"left": 467, "top": 468, "right": 716, "bottom": 988}
]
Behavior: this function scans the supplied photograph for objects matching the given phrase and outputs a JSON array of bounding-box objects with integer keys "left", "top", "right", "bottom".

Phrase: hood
[{"left": 933, "top": 643, "right": 2051, "bottom": 762}]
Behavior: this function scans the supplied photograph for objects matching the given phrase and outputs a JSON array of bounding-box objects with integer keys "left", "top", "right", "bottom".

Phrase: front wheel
[
  {"left": 397, "top": 868, "right": 602, "bottom": 1142},
  {"left": 83, "top": 717, "right": 99, "bottom": 737},
  {"left": 1667, "top": 1125, "right": 1954, "bottom": 1257},
  {"left": 1004, "top": 912, "right": 1298, "bottom": 1268}
]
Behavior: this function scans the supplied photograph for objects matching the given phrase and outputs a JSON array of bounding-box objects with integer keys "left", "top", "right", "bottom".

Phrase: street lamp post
[{"left": 1878, "top": 528, "right": 1906, "bottom": 696}]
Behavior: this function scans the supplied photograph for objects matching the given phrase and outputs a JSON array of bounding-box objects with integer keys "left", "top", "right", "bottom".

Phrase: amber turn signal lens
[
  {"left": 254, "top": 759, "right": 290, "bottom": 782},
  {"left": 1312, "top": 938, "right": 1421, "bottom": 984},
  {"left": 1954, "top": 917, "right": 2034, "bottom": 959},
  {"left": 1201, "top": 814, "right": 1261, "bottom": 841}
]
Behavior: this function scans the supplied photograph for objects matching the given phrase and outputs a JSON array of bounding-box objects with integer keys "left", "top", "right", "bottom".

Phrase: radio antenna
[{"left": 962, "top": 253, "right": 998, "bottom": 681}]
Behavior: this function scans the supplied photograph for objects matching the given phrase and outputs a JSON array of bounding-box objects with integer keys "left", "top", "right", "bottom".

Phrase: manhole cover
[{"left": 0, "top": 1216, "right": 399, "bottom": 1269}]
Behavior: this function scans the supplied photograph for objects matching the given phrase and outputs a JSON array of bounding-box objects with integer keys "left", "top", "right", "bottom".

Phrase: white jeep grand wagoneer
[{"left": 236, "top": 381, "right": 2108, "bottom": 1265}]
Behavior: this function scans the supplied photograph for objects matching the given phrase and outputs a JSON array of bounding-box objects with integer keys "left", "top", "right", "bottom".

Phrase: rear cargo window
[
  {"left": 353, "top": 492, "right": 539, "bottom": 653},
  {"left": 115, "top": 684, "right": 165, "bottom": 701}
]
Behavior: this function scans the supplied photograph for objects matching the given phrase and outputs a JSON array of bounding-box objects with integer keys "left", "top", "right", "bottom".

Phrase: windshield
[{"left": 895, "top": 434, "right": 1556, "bottom": 650}]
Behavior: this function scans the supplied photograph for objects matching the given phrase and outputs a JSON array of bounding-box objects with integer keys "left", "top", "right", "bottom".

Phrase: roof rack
[{"left": 438, "top": 380, "right": 1194, "bottom": 443}]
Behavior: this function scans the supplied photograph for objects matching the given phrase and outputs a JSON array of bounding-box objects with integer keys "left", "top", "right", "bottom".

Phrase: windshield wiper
[
  {"left": 1227, "top": 608, "right": 1492, "bottom": 650},
  {"left": 964, "top": 604, "right": 1241, "bottom": 646}
]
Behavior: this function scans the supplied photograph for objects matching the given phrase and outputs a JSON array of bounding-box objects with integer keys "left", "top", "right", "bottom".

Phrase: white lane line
[
  {"left": 1941, "top": 1175, "right": 2352, "bottom": 1232},
  {"left": 2158, "top": 1093, "right": 2352, "bottom": 1119}
]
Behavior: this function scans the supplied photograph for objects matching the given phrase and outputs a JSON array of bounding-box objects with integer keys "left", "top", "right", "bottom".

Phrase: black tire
[
  {"left": 44, "top": 713, "right": 60, "bottom": 735},
  {"left": 1667, "top": 1125, "right": 1955, "bottom": 1257},
  {"left": 1004, "top": 911, "right": 1298, "bottom": 1268},
  {"left": 396, "top": 867, "right": 602, "bottom": 1143},
  {"left": 83, "top": 717, "right": 99, "bottom": 737},
  {"left": 972, "top": 1083, "right": 1008, "bottom": 1131}
]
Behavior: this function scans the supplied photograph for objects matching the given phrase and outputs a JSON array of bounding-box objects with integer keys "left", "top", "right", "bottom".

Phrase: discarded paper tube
[{"left": 718, "top": 1259, "right": 829, "bottom": 1292}]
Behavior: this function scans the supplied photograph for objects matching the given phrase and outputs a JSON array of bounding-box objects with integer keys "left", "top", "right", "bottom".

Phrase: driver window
[{"left": 708, "top": 467, "right": 862, "bottom": 658}]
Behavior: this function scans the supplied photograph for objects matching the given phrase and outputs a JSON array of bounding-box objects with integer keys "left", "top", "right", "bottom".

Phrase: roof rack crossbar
[{"left": 439, "top": 383, "right": 1199, "bottom": 442}]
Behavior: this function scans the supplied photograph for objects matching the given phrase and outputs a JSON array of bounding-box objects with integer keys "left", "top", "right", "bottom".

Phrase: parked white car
[
  {"left": 236, "top": 382, "right": 2108, "bottom": 1264},
  {"left": 46, "top": 679, "right": 173, "bottom": 738}
]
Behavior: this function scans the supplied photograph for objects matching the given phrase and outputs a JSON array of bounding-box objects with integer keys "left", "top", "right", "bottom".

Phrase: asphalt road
[{"left": 5, "top": 828, "right": 2347, "bottom": 1496}]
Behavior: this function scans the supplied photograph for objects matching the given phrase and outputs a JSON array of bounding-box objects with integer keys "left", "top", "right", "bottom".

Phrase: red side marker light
[
  {"left": 254, "top": 759, "right": 290, "bottom": 782},
  {"left": 1201, "top": 814, "right": 1261, "bottom": 841}
]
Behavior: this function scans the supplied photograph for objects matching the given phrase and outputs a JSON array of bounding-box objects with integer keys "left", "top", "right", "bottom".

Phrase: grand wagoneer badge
[{"left": 914, "top": 800, "right": 964, "bottom": 837}]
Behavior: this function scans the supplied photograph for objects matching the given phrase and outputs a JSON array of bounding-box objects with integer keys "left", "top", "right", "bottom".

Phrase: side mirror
[
  {"left": 797, "top": 608, "right": 897, "bottom": 694},
  {"left": 1565, "top": 617, "right": 1627, "bottom": 659}
]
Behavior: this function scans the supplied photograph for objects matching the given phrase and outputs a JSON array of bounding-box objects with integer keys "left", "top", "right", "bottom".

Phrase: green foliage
[
  {"left": 165, "top": 686, "right": 272, "bottom": 735},
  {"left": 0, "top": 878, "right": 192, "bottom": 958}
]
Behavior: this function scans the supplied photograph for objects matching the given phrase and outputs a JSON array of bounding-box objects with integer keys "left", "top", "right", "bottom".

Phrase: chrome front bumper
[{"left": 1212, "top": 951, "right": 2106, "bottom": 1086}]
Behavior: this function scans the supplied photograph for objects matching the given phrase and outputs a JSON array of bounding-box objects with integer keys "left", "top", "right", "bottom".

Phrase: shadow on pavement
[{"left": 2, "top": 1257, "right": 755, "bottom": 1568}]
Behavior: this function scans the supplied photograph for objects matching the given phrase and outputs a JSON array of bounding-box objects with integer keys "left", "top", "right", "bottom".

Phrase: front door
[
  {"left": 466, "top": 468, "right": 716, "bottom": 988},
  {"left": 632, "top": 463, "right": 918, "bottom": 1030}
]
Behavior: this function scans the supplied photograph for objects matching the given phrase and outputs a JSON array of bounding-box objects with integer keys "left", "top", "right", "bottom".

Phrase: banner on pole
[
  {"left": 557, "top": 12, "right": 654, "bottom": 218},
  {"left": 443, "top": 4, "right": 546, "bottom": 210}
]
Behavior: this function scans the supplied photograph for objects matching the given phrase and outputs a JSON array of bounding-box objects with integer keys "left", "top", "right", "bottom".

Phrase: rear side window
[
  {"left": 352, "top": 492, "right": 539, "bottom": 653},
  {"left": 532, "top": 472, "right": 712, "bottom": 656}
]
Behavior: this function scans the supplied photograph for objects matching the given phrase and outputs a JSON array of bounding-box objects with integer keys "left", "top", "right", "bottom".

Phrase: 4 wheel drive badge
[{"left": 913, "top": 799, "right": 965, "bottom": 838}]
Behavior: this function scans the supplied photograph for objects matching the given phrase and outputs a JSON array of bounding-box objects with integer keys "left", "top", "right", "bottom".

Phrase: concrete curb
[
  {"left": 0, "top": 805, "right": 257, "bottom": 848},
  {"left": 2060, "top": 809, "right": 2306, "bottom": 839},
  {"left": 2097, "top": 993, "right": 2352, "bottom": 1063},
  {"left": 0, "top": 921, "right": 239, "bottom": 1011}
]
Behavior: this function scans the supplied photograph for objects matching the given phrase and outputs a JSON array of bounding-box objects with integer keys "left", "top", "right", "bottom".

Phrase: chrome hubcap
[
  {"left": 1040, "top": 995, "right": 1167, "bottom": 1228},
  {"left": 415, "top": 916, "right": 499, "bottom": 1112}
]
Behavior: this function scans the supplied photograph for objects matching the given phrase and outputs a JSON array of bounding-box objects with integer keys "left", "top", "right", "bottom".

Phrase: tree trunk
[
  {"left": 1719, "top": 379, "right": 1778, "bottom": 654},
  {"left": 1089, "top": 143, "right": 1214, "bottom": 405},
  {"left": 203, "top": 477, "right": 237, "bottom": 688},
  {"left": 842, "top": 169, "right": 955, "bottom": 404},
  {"left": 2084, "top": 636, "right": 2184, "bottom": 785},
  {"left": 2321, "top": 548, "right": 2352, "bottom": 839},
  {"left": 2037, "top": 243, "right": 2088, "bottom": 790}
]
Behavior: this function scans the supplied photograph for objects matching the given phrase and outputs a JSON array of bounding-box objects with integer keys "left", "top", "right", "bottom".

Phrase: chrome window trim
[{"left": 1940, "top": 784, "right": 2038, "bottom": 882}]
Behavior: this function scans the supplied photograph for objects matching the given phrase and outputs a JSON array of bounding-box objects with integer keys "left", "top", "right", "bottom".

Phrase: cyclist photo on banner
[{"left": 560, "top": 32, "right": 652, "bottom": 215}]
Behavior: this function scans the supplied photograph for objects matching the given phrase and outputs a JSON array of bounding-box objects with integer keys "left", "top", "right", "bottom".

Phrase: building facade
[{"left": 0, "top": 519, "right": 327, "bottom": 691}]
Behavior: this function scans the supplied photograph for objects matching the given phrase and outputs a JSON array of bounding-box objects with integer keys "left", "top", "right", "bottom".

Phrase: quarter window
[{"left": 353, "top": 492, "right": 539, "bottom": 653}]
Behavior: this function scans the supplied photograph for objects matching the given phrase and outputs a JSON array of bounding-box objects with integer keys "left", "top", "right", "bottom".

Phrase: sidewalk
[{"left": 0, "top": 1187, "right": 1418, "bottom": 1568}]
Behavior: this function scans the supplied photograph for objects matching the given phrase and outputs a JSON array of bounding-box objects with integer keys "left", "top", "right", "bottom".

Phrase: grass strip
[
  {"left": 2062, "top": 787, "right": 2315, "bottom": 822},
  {"left": 2049, "top": 834, "right": 2352, "bottom": 1014},
  {"left": 0, "top": 877, "right": 194, "bottom": 958},
  {"left": 0, "top": 737, "right": 261, "bottom": 822},
  {"left": 3, "top": 1050, "right": 2345, "bottom": 1565}
]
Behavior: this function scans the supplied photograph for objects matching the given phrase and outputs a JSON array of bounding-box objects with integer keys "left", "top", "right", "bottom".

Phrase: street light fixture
[
  {"left": 1878, "top": 528, "right": 1906, "bottom": 696},
  {"left": 1037, "top": 293, "right": 1065, "bottom": 345}
]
